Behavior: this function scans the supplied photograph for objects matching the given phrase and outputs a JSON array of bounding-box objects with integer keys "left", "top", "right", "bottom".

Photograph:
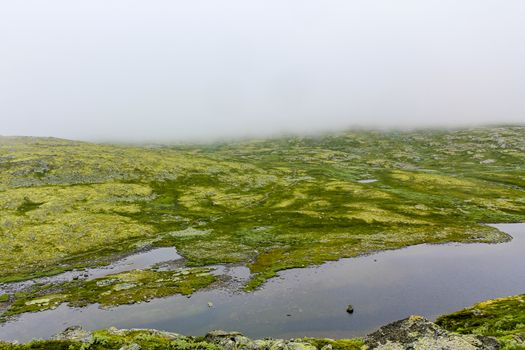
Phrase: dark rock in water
[
  {"left": 364, "top": 315, "right": 500, "bottom": 349},
  {"left": 346, "top": 304, "right": 354, "bottom": 313},
  {"left": 51, "top": 325, "right": 92, "bottom": 342}
]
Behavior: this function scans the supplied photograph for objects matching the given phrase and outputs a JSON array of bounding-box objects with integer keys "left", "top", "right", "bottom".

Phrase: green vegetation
[
  {"left": 1, "top": 126, "right": 524, "bottom": 315},
  {"left": 0, "top": 340, "right": 79, "bottom": 350},
  {"left": 0, "top": 327, "right": 365, "bottom": 350},
  {"left": 437, "top": 294, "right": 525, "bottom": 349},
  {"left": 1, "top": 268, "right": 215, "bottom": 319},
  {"left": 0, "top": 329, "right": 223, "bottom": 350},
  {"left": 303, "top": 338, "right": 365, "bottom": 350}
]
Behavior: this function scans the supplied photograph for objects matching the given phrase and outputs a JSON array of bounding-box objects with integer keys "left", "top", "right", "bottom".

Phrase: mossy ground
[
  {"left": 0, "top": 330, "right": 224, "bottom": 350},
  {"left": 1, "top": 126, "right": 524, "bottom": 315},
  {"left": 1, "top": 268, "right": 215, "bottom": 320},
  {"left": 437, "top": 294, "right": 525, "bottom": 349},
  {"left": 303, "top": 338, "right": 364, "bottom": 349},
  {"left": 0, "top": 328, "right": 365, "bottom": 350}
]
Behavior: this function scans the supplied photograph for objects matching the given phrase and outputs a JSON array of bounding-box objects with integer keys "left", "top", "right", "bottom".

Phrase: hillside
[{"left": 0, "top": 126, "right": 524, "bottom": 316}]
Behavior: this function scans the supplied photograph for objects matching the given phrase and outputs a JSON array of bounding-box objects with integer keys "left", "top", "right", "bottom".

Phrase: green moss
[
  {"left": 2, "top": 268, "right": 216, "bottom": 319},
  {"left": 303, "top": 338, "right": 365, "bottom": 350},
  {"left": 0, "top": 294, "right": 9, "bottom": 302},
  {"left": 0, "top": 340, "right": 82, "bottom": 350},
  {"left": 85, "top": 329, "right": 225, "bottom": 350},
  {"left": 0, "top": 328, "right": 364, "bottom": 350},
  {"left": 437, "top": 294, "right": 525, "bottom": 349}
]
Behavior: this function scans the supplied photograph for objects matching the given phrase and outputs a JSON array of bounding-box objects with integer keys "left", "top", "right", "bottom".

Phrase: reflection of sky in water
[
  {"left": 1, "top": 224, "right": 524, "bottom": 342},
  {"left": 0, "top": 248, "right": 180, "bottom": 294}
]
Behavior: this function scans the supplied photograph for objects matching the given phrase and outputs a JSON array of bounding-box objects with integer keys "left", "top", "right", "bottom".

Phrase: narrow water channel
[
  {"left": 1, "top": 223, "right": 524, "bottom": 342},
  {"left": 0, "top": 247, "right": 180, "bottom": 295}
]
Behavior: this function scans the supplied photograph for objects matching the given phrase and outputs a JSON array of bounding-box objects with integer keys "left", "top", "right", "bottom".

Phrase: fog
[{"left": 1, "top": 0, "right": 524, "bottom": 142}]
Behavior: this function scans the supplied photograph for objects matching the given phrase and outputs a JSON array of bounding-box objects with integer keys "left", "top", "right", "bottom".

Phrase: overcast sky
[{"left": 1, "top": 1, "right": 524, "bottom": 142}]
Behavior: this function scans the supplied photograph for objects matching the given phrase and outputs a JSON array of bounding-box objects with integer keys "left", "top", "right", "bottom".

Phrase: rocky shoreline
[
  {"left": 3, "top": 292, "right": 525, "bottom": 349},
  {"left": 0, "top": 316, "right": 506, "bottom": 350}
]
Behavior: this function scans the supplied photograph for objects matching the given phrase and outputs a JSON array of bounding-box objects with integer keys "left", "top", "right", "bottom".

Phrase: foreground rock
[
  {"left": 36, "top": 316, "right": 504, "bottom": 350},
  {"left": 51, "top": 325, "right": 92, "bottom": 342},
  {"left": 364, "top": 315, "right": 500, "bottom": 350},
  {"left": 204, "top": 330, "right": 318, "bottom": 350}
]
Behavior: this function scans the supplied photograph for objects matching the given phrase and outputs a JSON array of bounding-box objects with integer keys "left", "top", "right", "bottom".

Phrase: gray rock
[
  {"left": 364, "top": 315, "right": 500, "bottom": 350},
  {"left": 107, "top": 328, "right": 181, "bottom": 340},
  {"left": 96, "top": 278, "right": 119, "bottom": 287},
  {"left": 51, "top": 325, "right": 92, "bottom": 342},
  {"left": 205, "top": 330, "right": 246, "bottom": 349},
  {"left": 119, "top": 343, "right": 141, "bottom": 350},
  {"left": 205, "top": 329, "right": 243, "bottom": 341},
  {"left": 286, "top": 342, "right": 317, "bottom": 350},
  {"left": 204, "top": 330, "right": 317, "bottom": 350}
]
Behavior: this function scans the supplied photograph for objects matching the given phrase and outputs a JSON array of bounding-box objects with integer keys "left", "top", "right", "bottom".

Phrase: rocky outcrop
[
  {"left": 47, "top": 316, "right": 503, "bottom": 350},
  {"left": 51, "top": 325, "right": 92, "bottom": 342},
  {"left": 204, "top": 330, "right": 317, "bottom": 350},
  {"left": 364, "top": 315, "right": 500, "bottom": 350}
]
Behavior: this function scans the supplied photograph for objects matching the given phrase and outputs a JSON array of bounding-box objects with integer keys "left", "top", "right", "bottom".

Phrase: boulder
[
  {"left": 51, "top": 325, "right": 92, "bottom": 342},
  {"left": 204, "top": 330, "right": 317, "bottom": 350},
  {"left": 364, "top": 315, "right": 500, "bottom": 350},
  {"left": 119, "top": 343, "right": 141, "bottom": 350}
]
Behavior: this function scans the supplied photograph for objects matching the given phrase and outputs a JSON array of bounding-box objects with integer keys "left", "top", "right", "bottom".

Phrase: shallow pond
[{"left": 1, "top": 223, "right": 524, "bottom": 342}]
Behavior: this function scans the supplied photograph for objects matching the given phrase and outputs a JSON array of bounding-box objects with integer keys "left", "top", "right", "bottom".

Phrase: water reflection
[{"left": 1, "top": 224, "right": 524, "bottom": 342}]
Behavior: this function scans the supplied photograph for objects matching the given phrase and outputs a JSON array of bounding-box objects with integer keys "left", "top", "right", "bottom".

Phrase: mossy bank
[{"left": 437, "top": 294, "right": 525, "bottom": 349}]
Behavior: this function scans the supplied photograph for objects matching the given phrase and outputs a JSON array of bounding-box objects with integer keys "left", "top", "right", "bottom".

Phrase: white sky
[{"left": 1, "top": 0, "right": 524, "bottom": 142}]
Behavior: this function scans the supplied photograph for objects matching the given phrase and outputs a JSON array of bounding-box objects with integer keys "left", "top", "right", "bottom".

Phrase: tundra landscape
[
  {"left": 2, "top": 0, "right": 525, "bottom": 348},
  {"left": 0, "top": 126, "right": 524, "bottom": 349}
]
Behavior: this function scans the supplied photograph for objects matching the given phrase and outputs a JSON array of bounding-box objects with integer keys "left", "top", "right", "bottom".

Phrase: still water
[
  {"left": 0, "top": 247, "right": 180, "bottom": 295},
  {"left": 1, "top": 223, "right": 524, "bottom": 342}
]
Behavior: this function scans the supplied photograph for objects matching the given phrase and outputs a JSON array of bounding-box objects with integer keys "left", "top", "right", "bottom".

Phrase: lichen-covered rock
[
  {"left": 107, "top": 327, "right": 182, "bottom": 340},
  {"left": 119, "top": 343, "right": 141, "bottom": 350},
  {"left": 204, "top": 330, "right": 317, "bottom": 350},
  {"left": 51, "top": 325, "right": 92, "bottom": 342},
  {"left": 364, "top": 315, "right": 500, "bottom": 350}
]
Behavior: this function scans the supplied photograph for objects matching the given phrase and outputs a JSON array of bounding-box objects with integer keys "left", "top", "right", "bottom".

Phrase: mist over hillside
[{"left": 1, "top": 1, "right": 524, "bottom": 142}]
